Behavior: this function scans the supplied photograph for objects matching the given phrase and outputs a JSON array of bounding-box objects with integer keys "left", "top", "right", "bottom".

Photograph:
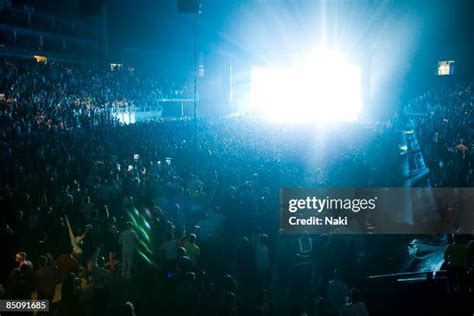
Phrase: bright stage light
[{"left": 250, "top": 54, "right": 362, "bottom": 122}]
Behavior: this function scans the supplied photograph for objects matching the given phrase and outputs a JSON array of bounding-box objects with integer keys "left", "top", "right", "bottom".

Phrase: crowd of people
[
  {"left": 404, "top": 82, "right": 474, "bottom": 311},
  {"left": 0, "top": 56, "right": 187, "bottom": 137},
  {"left": 0, "top": 56, "right": 473, "bottom": 315},
  {"left": 404, "top": 82, "right": 474, "bottom": 187}
]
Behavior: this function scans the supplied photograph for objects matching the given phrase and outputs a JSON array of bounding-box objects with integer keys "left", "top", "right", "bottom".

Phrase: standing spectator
[
  {"left": 175, "top": 272, "right": 200, "bottom": 315},
  {"left": 255, "top": 234, "right": 270, "bottom": 289},
  {"left": 64, "top": 215, "right": 91, "bottom": 258},
  {"left": 256, "top": 289, "right": 274, "bottom": 316},
  {"left": 15, "top": 252, "right": 34, "bottom": 298},
  {"left": 339, "top": 288, "right": 369, "bottom": 316},
  {"left": 56, "top": 253, "right": 80, "bottom": 282},
  {"left": 327, "top": 269, "right": 349, "bottom": 313},
  {"left": 444, "top": 234, "right": 469, "bottom": 294},
  {"left": 160, "top": 232, "right": 178, "bottom": 271},
  {"left": 15, "top": 252, "right": 33, "bottom": 271},
  {"left": 5, "top": 269, "right": 29, "bottom": 299},
  {"left": 176, "top": 247, "right": 193, "bottom": 274},
  {"left": 183, "top": 233, "right": 200, "bottom": 267},
  {"left": 34, "top": 256, "right": 56, "bottom": 301},
  {"left": 90, "top": 246, "right": 112, "bottom": 316},
  {"left": 121, "top": 301, "right": 136, "bottom": 316},
  {"left": 220, "top": 291, "right": 238, "bottom": 316},
  {"left": 119, "top": 222, "right": 137, "bottom": 279},
  {"left": 468, "top": 239, "right": 474, "bottom": 269},
  {"left": 59, "top": 273, "right": 83, "bottom": 316}
]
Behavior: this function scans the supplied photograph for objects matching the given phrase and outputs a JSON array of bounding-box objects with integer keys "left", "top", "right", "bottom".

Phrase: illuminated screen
[{"left": 251, "top": 59, "right": 362, "bottom": 121}]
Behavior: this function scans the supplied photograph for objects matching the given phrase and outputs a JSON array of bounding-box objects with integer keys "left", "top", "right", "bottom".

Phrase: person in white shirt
[{"left": 119, "top": 222, "right": 137, "bottom": 279}]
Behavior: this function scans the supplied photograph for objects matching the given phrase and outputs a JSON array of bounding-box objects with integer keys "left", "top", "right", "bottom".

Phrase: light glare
[{"left": 251, "top": 54, "right": 362, "bottom": 122}]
